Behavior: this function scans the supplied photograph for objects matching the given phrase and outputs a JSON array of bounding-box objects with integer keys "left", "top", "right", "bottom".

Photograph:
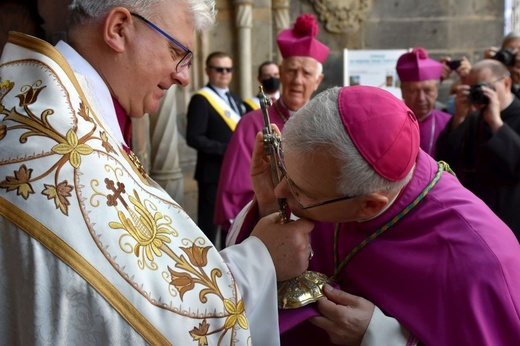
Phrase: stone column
[
  {"left": 148, "top": 86, "right": 185, "bottom": 204},
  {"left": 272, "top": 0, "right": 290, "bottom": 64},
  {"left": 234, "top": 0, "right": 254, "bottom": 98},
  {"left": 131, "top": 115, "right": 151, "bottom": 173},
  {"left": 38, "top": 0, "right": 70, "bottom": 44}
]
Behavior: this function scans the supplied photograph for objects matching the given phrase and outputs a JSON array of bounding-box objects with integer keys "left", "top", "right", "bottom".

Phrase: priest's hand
[
  {"left": 251, "top": 211, "right": 314, "bottom": 281},
  {"left": 309, "top": 284, "right": 375, "bottom": 345}
]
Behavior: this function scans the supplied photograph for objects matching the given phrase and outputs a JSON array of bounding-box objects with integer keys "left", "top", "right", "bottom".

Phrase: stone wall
[
  {"left": 204, "top": 0, "right": 505, "bottom": 103},
  {"left": 291, "top": 0, "right": 505, "bottom": 101}
]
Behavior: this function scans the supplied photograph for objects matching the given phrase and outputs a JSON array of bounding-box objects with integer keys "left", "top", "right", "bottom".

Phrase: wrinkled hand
[
  {"left": 251, "top": 126, "right": 283, "bottom": 218},
  {"left": 251, "top": 212, "right": 314, "bottom": 281},
  {"left": 309, "top": 284, "right": 375, "bottom": 346}
]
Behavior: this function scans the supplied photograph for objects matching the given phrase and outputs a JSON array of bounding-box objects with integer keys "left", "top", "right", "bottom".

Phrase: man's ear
[
  {"left": 356, "top": 193, "right": 390, "bottom": 220},
  {"left": 103, "top": 7, "right": 133, "bottom": 53},
  {"left": 314, "top": 73, "right": 324, "bottom": 91},
  {"left": 504, "top": 75, "right": 513, "bottom": 92}
]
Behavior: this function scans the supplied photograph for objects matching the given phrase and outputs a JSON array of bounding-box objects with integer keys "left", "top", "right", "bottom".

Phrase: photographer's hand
[
  {"left": 450, "top": 84, "right": 471, "bottom": 131},
  {"left": 484, "top": 46, "right": 499, "bottom": 59},
  {"left": 457, "top": 57, "right": 472, "bottom": 82},
  {"left": 439, "top": 57, "right": 453, "bottom": 81},
  {"left": 481, "top": 86, "right": 504, "bottom": 132}
]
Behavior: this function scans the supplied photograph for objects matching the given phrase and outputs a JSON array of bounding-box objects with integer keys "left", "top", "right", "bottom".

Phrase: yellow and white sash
[
  {"left": 196, "top": 87, "right": 241, "bottom": 131},
  {"left": 244, "top": 97, "right": 260, "bottom": 111}
]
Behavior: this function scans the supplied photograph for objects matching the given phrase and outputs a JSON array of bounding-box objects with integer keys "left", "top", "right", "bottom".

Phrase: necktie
[{"left": 226, "top": 91, "right": 239, "bottom": 114}]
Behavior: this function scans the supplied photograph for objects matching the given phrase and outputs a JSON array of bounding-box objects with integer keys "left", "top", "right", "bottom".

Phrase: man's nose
[
  {"left": 173, "top": 68, "right": 190, "bottom": 87},
  {"left": 416, "top": 90, "right": 427, "bottom": 100},
  {"left": 292, "top": 71, "right": 304, "bottom": 84}
]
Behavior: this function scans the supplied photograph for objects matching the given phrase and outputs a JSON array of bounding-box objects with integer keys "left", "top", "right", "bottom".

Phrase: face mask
[
  {"left": 446, "top": 94, "right": 456, "bottom": 115},
  {"left": 261, "top": 77, "right": 281, "bottom": 94}
]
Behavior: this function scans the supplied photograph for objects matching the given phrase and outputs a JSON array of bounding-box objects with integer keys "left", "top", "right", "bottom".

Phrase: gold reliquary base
[{"left": 277, "top": 271, "right": 330, "bottom": 309}]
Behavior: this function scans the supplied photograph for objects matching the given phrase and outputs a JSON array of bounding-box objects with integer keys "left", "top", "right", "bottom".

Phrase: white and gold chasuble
[{"left": 0, "top": 33, "right": 274, "bottom": 345}]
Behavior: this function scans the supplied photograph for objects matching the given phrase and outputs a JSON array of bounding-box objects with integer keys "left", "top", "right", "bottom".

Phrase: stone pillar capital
[
  {"left": 233, "top": 0, "right": 254, "bottom": 6},
  {"left": 272, "top": 0, "right": 290, "bottom": 10}
]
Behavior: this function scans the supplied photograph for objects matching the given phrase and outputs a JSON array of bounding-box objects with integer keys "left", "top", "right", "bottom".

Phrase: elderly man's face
[
  {"left": 274, "top": 147, "right": 359, "bottom": 223},
  {"left": 119, "top": 0, "right": 193, "bottom": 118},
  {"left": 279, "top": 57, "right": 323, "bottom": 111},
  {"left": 400, "top": 80, "right": 438, "bottom": 121}
]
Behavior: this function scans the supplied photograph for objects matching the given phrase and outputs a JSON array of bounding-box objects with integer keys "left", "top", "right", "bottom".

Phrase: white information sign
[{"left": 344, "top": 49, "right": 408, "bottom": 99}]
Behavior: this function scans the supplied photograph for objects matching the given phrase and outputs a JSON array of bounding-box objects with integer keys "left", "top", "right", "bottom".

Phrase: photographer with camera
[
  {"left": 440, "top": 56, "right": 472, "bottom": 82},
  {"left": 485, "top": 31, "right": 520, "bottom": 97},
  {"left": 436, "top": 59, "right": 520, "bottom": 240},
  {"left": 438, "top": 56, "right": 472, "bottom": 115}
]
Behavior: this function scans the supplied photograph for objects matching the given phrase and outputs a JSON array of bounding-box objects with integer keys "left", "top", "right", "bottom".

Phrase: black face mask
[{"left": 261, "top": 77, "right": 281, "bottom": 94}]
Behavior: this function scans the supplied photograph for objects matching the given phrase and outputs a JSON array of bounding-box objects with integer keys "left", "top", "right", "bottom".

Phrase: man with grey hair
[
  {"left": 437, "top": 59, "right": 520, "bottom": 239},
  {"left": 0, "top": 1, "right": 314, "bottom": 344},
  {"left": 229, "top": 85, "right": 520, "bottom": 344},
  {"left": 485, "top": 31, "right": 520, "bottom": 95}
]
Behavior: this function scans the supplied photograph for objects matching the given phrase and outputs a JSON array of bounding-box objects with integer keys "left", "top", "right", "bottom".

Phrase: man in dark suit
[{"left": 186, "top": 51, "right": 246, "bottom": 245}]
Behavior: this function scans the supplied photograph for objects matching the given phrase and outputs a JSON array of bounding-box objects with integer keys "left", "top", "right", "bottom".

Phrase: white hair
[
  {"left": 316, "top": 61, "right": 323, "bottom": 77},
  {"left": 503, "top": 31, "right": 520, "bottom": 44},
  {"left": 68, "top": 0, "right": 216, "bottom": 32},
  {"left": 282, "top": 86, "right": 413, "bottom": 197}
]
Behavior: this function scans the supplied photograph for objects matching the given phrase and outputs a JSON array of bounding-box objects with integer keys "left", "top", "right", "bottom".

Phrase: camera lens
[
  {"left": 493, "top": 48, "right": 516, "bottom": 67},
  {"left": 468, "top": 82, "right": 494, "bottom": 105}
]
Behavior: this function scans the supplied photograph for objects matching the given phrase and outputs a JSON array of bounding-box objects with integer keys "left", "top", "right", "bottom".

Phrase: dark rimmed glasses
[
  {"left": 276, "top": 144, "right": 357, "bottom": 210},
  {"left": 130, "top": 12, "right": 193, "bottom": 73},
  {"left": 209, "top": 66, "right": 234, "bottom": 73}
]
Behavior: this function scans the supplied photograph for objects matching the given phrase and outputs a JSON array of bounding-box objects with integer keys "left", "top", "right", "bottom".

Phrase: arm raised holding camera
[
  {"left": 478, "top": 84, "right": 505, "bottom": 133},
  {"left": 451, "top": 82, "right": 502, "bottom": 132},
  {"left": 441, "top": 56, "right": 472, "bottom": 83},
  {"left": 450, "top": 83, "right": 471, "bottom": 131}
]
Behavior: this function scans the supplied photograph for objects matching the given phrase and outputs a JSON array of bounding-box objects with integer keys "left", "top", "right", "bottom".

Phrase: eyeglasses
[
  {"left": 209, "top": 66, "right": 234, "bottom": 73},
  {"left": 130, "top": 12, "right": 193, "bottom": 73},
  {"left": 276, "top": 144, "right": 357, "bottom": 210}
]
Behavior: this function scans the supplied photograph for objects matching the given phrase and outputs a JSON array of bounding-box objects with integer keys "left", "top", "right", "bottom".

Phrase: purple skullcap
[
  {"left": 338, "top": 86, "right": 420, "bottom": 181},
  {"left": 396, "top": 47, "right": 444, "bottom": 82}
]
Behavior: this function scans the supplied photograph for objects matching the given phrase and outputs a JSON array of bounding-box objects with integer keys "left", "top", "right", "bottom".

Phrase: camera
[
  {"left": 446, "top": 60, "right": 461, "bottom": 70},
  {"left": 493, "top": 48, "right": 516, "bottom": 67},
  {"left": 468, "top": 82, "right": 495, "bottom": 105}
]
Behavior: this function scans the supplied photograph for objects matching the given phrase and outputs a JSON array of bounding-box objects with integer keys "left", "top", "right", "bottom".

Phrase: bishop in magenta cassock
[
  {"left": 396, "top": 48, "right": 452, "bottom": 158},
  {"left": 228, "top": 85, "right": 520, "bottom": 345}
]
